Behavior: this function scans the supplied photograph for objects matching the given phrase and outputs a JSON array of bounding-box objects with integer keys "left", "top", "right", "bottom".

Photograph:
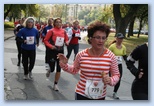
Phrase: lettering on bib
[
  {"left": 116, "top": 56, "right": 122, "bottom": 64},
  {"left": 75, "top": 33, "right": 80, "bottom": 37},
  {"left": 26, "top": 36, "right": 34, "bottom": 45},
  {"left": 85, "top": 80, "right": 104, "bottom": 99},
  {"left": 55, "top": 36, "right": 64, "bottom": 46}
]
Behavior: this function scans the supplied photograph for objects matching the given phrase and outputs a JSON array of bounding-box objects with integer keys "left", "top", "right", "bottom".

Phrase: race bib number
[
  {"left": 85, "top": 80, "right": 104, "bottom": 99},
  {"left": 116, "top": 56, "right": 122, "bottom": 64},
  {"left": 55, "top": 37, "right": 64, "bottom": 46},
  {"left": 26, "top": 36, "right": 34, "bottom": 45},
  {"left": 75, "top": 33, "right": 80, "bottom": 37}
]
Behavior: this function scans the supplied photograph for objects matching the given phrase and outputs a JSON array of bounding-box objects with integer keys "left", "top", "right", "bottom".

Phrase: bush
[{"left": 4, "top": 22, "right": 14, "bottom": 28}]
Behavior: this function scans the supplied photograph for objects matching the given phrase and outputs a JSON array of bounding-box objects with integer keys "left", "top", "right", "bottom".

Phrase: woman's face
[
  {"left": 27, "top": 19, "right": 34, "bottom": 28},
  {"left": 48, "top": 19, "right": 53, "bottom": 25},
  {"left": 90, "top": 30, "right": 107, "bottom": 50},
  {"left": 55, "top": 19, "right": 62, "bottom": 28},
  {"left": 116, "top": 37, "right": 123, "bottom": 44},
  {"left": 73, "top": 21, "right": 79, "bottom": 28}
]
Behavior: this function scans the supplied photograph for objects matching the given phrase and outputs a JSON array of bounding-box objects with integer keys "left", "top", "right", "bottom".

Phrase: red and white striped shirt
[{"left": 61, "top": 48, "right": 120, "bottom": 99}]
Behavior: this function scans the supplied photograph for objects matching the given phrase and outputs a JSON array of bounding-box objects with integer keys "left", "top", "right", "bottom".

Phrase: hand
[
  {"left": 102, "top": 72, "right": 111, "bottom": 84},
  {"left": 57, "top": 53, "right": 68, "bottom": 64},
  {"left": 24, "top": 40, "right": 27, "bottom": 43},
  {"left": 138, "top": 69, "right": 144, "bottom": 79},
  {"left": 65, "top": 41, "right": 69, "bottom": 46},
  {"left": 51, "top": 46, "right": 56, "bottom": 50}
]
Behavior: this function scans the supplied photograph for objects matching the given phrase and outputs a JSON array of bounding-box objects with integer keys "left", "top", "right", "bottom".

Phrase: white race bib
[
  {"left": 55, "top": 36, "right": 64, "bottom": 46},
  {"left": 85, "top": 80, "right": 104, "bottom": 99},
  {"left": 26, "top": 36, "right": 34, "bottom": 45},
  {"left": 116, "top": 56, "right": 122, "bottom": 64},
  {"left": 75, "top": 33, "right": 80, "bottom": 37}
]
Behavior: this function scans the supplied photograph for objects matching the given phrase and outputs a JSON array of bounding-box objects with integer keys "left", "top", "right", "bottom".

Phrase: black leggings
[
  {"left": 114, "top": 64, "right": 122, "bottom": 92},
  {"left": 22, "top": 49, "right": 36, "bottom": 75},
  {"left": 66, "top": 44, "right": 79, "bottom": 60},
  {"left": 48, "top": 49, "right": 63, "bottom": 72},
  {"left": 16, "top": 41, "right": 22, "bottom": 63}
]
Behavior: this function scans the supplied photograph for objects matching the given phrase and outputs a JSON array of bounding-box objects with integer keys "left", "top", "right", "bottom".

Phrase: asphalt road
[{"left": 4, "top": 31, "right": 134, "bottom": 100}]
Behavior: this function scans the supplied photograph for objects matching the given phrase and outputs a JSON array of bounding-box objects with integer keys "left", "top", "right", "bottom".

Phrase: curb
[{"left": 4, "top": 35, "right": 15, "bottom": 41}]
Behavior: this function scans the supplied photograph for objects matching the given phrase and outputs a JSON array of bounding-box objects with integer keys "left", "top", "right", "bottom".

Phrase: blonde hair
[{"left": 22, "top": 17, "right": 36, "bottom": 28}]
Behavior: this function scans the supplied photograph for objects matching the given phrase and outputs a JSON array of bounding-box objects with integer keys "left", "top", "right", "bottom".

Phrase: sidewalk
[{"left": 4, "top": 30, "right": 15, "bottom": 41}]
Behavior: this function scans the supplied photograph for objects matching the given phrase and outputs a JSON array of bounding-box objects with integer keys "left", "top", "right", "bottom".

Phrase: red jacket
[{"left": 44, "top": 27, "right": 69, "bottom": 49}]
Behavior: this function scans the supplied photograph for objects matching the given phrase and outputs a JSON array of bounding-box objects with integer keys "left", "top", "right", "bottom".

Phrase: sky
[{"left": 1, "top": 0, "right": 153, "bottom": 106}]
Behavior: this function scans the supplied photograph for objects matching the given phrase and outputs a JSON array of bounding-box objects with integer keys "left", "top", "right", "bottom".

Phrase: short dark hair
[
  {"left": 53, "top": 18, "right": 62, "bottom": 27},
  {"left": 87, "top": 21, "right": 110, "bottom": 44}
]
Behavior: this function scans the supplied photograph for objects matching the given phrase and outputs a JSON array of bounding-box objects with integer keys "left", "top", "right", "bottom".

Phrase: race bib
[
  {"left": 26, "top": 36, "right": 34, "bottom": 45},
  {"left": 55, "top": 36, "right": 64, "bottom": 46},
  {"left": 116, "top": 56, "right": 122, "bottom": 64},
  {"left": 85, "top": 80, "right": 104, "bottom": 99},
  {"left": 75, "top": 33, "right": 80, "bottom": 37}
]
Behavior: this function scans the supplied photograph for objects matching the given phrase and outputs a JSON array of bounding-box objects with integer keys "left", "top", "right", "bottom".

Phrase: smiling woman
[{"left": 57, "top": 21, "right": 120, "bottom": 100}]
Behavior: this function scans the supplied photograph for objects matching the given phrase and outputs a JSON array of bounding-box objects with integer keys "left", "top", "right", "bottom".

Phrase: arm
[
  {"left": 109, "top": 55, "right": 120, "bottom": 86},
  {"left": 44, "top": 30, "right": 55, "bottom": 49},
  {"left": 16, "top": 29, "right": 24, "bottom": 43},
  {"left": 36, "top": 30, "right": 39, "bottom": 46},
  {"left": 123, "top": 45, "right": 127, "bottom": 61},
  {"left": 64, "top": 30, "right": 69, "bottom": 46},
  {"left": 126, "top": 46, "right": 140, "bottom": 78}
]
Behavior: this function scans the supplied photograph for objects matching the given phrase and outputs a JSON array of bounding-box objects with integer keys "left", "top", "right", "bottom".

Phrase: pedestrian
[
  {"left": 41, "top": 18, "right": 54, "bottom": 71},
  {"left": 108, "top": 33, "right": 127, "bottom": 99},
  {"left": 126, "top": 42, "right": 148, "bottom": 100},
  {"left": 57, "top": 21, "right": 120, "bottom": 100},
  {"left": 14, "top": 19, "right": 24, "bottom": 66},
  {"left": 66, "top": 20, "right": 81, "bottom": 61},
  {"left": 44, "top": 18, "right": 69, "bottom": 91},
  {"left": 16, "top": 17, "right": 39, "bottom": 80}
]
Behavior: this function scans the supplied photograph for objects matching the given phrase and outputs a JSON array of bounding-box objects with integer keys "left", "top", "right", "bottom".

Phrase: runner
[
  {"left": 108, "top": 33, "right": 127, "bottom": 99},
  {"left": 44, "top": 18, "right": 69, "bottom": 91},
  {"left": 16, "top": 17, "right": 39, "bottom": 80},
  {"left": 58, "top": 21, "right": 120, "bottom": 100}
]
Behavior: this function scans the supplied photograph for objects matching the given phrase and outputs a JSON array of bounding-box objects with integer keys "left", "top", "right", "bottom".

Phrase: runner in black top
[
  {"left": 126, "top": 43, "right": 148, "bottom": 100},
  {"left": 14, "top": 19, "right": 24, "bottom": 66}
]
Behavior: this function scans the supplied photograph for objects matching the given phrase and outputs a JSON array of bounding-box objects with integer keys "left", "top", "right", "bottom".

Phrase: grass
[
  {"left": 4, "top": 22, "right": 14, "bottom": 29},
  {"left": 84, "top": 32, "right": 148, "bottom": 55}
]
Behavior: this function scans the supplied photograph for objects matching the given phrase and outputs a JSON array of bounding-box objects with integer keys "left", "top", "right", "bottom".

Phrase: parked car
[
  {"left": 126, "top": 29, "right": 139, "bottom": 34},
  {"left": 110, "top": 28, "right": 116, "bottom": 33}
]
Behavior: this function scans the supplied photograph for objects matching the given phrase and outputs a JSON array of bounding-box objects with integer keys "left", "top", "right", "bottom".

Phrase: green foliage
[{"left": 4, "top": 22, "right": 14, "bottom": 28}]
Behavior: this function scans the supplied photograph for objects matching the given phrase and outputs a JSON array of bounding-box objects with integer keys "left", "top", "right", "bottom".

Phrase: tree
[
  {"left": 37, "top": 4, "right": 51, "bottom": 22},
  {"left": 127, "top": 4, "right": 148, "bottom": 38},
  {"left": 50, "top": 4, "right": 65, "bottom": 19},
  {"left": 4, "top": 4, "right": 39, "bottom": 21},
  {"left": 113, "top": 4, "right": 140, "bottom": 37}
]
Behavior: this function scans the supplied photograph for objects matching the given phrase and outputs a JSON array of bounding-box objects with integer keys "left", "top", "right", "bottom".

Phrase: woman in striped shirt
[{"left": 57, "top": 21, "right": 120, "bottom": 100}]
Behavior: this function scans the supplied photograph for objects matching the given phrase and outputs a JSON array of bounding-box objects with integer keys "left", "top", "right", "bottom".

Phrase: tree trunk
[
  {"left": 4, "top": 4, "right": 13, "bottom": 20},
  {"left": 128, "top": 17, "right": 136, "bottom": 37},
  {"left": 137, "top": 18, "right": 143, "bottom": 38},
  {"left": 113, "top": 4, "right": 139, "bottom": 38}
]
